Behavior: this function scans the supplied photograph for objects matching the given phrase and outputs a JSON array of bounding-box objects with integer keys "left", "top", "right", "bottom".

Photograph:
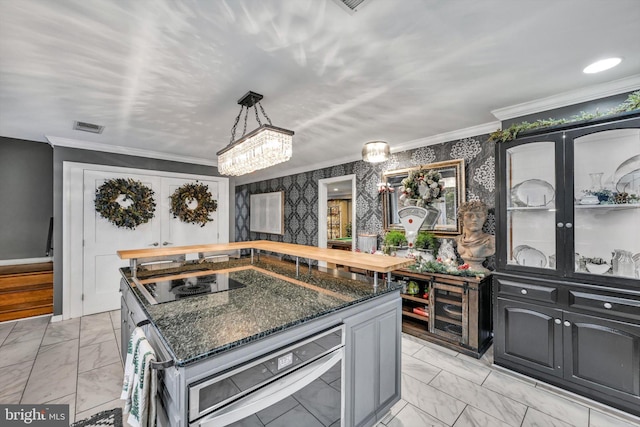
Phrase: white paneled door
[
  {"left": 160, "top": 177, "right": 220, "bottom": 247},
  {"left": 83, "top": 171, "right": 161, "bottom": 315},
  {"left": 71, "top": 164, "right": 228, "bottom": 317}
]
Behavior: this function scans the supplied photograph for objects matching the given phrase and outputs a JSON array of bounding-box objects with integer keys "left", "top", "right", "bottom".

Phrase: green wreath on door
[
  {"left": 94, "top": 178, "right": 156, "bottom": 229},
  {"left": 169, "top": 182, "right": 218, "bottom": 227}
]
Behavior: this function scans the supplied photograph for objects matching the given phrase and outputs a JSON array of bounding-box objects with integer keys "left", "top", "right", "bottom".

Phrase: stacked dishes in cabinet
[
  {"left": 399, "top": 278, "right": 430, "bottom": 325},
  {"left": 432, "top": 285, "right": 464, "bottom": 340}
]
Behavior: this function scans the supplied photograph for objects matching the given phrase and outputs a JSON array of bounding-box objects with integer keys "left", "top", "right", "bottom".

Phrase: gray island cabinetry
[{"left": 118, "top": 242, "right": 413, "bottom": 427}]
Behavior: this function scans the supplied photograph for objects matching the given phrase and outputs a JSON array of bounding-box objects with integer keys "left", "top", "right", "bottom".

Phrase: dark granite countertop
[{"left": 122, "top": 258, "right": 400, "bottom": 366}]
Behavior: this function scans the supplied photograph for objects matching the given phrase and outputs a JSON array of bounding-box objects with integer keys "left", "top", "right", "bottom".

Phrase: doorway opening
[{"left": 318, "top": 175, "right": 356, "bottom": 268}]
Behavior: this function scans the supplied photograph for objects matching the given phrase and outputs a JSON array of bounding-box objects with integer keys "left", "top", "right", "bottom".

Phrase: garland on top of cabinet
[
  {"left": 95, "top": 178, "right": 156, "bottom": 229},
  {"left": 489, "top": 90, "right": 640, "bottom": 143},
  {"left": 169, "top": 182, "right": 218, "bottom": 227}
]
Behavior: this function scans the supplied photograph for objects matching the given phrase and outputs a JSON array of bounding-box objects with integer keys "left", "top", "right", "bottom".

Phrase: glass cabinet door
[
  {"left": 505, "top": 140, "right": 557, "bottom": 270},
  {"left": 572, "top": 127, "right": 640, "bottom": 279}
]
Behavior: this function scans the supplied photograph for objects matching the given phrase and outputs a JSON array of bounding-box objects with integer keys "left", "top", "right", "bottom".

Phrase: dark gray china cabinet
[{"left": 493, "top": 113, "right": 640, "bottom": 416}]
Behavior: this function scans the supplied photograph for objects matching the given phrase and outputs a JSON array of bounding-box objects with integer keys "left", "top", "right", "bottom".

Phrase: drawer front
[
  {"left": 569, "top": 291, "right": 640, "bottom": 322},
  {"left": 496, "top": 278, "right": 558, "bottom": 303}
]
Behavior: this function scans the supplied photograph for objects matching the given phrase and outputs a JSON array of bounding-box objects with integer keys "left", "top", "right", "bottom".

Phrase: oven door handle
[{"left": 194, "top": 347, "right": 343, "bottom": 427}]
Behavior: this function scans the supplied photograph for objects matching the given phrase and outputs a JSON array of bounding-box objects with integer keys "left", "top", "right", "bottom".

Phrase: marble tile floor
[{"left": 0, "top": 313, "right": 639, "bottom": 427}]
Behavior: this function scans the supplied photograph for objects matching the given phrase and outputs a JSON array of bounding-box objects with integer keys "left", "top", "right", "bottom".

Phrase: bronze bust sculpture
[{"left": 454, "top": 201, "right": 495, "bottom": 273}]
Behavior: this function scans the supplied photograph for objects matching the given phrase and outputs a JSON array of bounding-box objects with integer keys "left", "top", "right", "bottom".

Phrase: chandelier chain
[
  {"left": 242, "top": 107, "right": 249, "bottom": 137},
  {"left": 229, "top": 105, "right": 244, "bottom": 144},
  {"left": 258, "top": 102, "right": 273, "bottom": 126},
  {"left": 253, "top": 105, "right": 262, "bottom": 127}
]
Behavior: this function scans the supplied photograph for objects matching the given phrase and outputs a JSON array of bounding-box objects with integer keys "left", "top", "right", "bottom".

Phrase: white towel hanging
[{"left": 121, "top": 327, "right": 157, "bottom": 427}]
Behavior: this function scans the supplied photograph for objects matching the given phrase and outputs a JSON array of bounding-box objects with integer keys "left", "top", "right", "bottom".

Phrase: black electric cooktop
[{"left": 138, "top": 271, "right": 245, "bottom": 304}]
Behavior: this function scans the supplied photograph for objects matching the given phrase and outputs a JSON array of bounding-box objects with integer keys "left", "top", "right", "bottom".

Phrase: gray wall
[
  {"left": 0, "top": 137, "right": 53, "bottom": 260},
  {"left": 52, "top": 147, "right": 221, "bottom": 315},
  {"left": 235, "top": 134, "right": 496, "bottom": 262}
]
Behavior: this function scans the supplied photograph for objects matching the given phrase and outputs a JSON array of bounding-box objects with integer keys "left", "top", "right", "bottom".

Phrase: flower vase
[{"left": 589, "top": 172, "right": 604, "bottom": 191}]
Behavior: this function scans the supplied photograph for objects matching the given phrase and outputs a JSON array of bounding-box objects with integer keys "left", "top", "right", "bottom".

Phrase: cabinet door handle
[
  {"left": 603, "top": 302, "right": 613, "bottom": 309},
  {"left": 557, "top": 222, "right": 564, "bottom": 228},
  {"left": 149, "top": 242, "right": 159, "bottom": 246},
  {"left": 564, "top": 321, "right": 571, "bottom": 327},
  {"left": 554, "top": 318, "right": 561, "bottom": 324},
  {"left": 520, "top": 289, "right": 528, "bottom": 295},
  {"left": 565, "top": 222, "right": 573, "bottom": 229},
  {"left": 162, "top": 241, "right": 173, "bottom": 246}
]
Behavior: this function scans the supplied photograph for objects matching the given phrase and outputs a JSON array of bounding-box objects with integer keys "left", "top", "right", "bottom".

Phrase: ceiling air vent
[
  {"left": 73, "top": 121, "right": 104, "bottom": 134},
  {"left": 332, "top": 0, "right": 371, "bottom": 14}
]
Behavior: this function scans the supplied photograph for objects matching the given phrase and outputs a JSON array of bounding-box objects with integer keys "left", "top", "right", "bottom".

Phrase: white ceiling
[{"left": 1, "top": 0, "right": 639, "bottom": 184}]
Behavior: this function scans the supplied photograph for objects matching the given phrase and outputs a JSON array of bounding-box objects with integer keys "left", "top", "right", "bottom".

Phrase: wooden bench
[{"left": 0, "top": 262, "right": 53, "bottom": 322}]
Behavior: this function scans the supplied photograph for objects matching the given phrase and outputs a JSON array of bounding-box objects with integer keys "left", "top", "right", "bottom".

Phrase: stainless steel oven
[{"left": 188, "top": 325, "right": 344, "bottom": 427}]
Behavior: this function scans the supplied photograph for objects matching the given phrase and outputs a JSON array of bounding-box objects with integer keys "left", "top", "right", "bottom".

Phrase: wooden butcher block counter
[{"left": 118, "top": 240, "right": 414, "bottom": 274}]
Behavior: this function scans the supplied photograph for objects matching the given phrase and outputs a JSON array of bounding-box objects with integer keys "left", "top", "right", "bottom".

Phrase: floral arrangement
[
  {"left": 377, "top": 182, "right": 394, "bottom": 194},
  {"left": 409, "top": 256, "right": 486, "bottom": 278},
  {"left": 583, "top": 189, "right": 639, "bottom": 204},
  {"left": 95, "top": 178, "right": 156, "bottom": 229},
  {"left": 400, "top": 168, "right": 444, "bottom": 205},
  {"left": 169, "top": 182, "right": 218, "bottom": 227}
]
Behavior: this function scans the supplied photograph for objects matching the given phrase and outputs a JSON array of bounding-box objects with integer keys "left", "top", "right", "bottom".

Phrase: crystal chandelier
[
  {"left": 217, "top": 91, "right": 294, "bottom": 176},
  {"left": 362, "top": 140, "right": 390, "bottom": 163}
]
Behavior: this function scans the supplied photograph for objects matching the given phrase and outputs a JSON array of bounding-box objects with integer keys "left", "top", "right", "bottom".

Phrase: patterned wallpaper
[{"left": 235, "top": 134, "right": 496, "bottom": 265}]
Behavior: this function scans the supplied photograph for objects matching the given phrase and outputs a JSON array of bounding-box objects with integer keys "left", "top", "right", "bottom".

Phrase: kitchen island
[{"left": 118, "top": 242, "right": 413, "bottom": 427}]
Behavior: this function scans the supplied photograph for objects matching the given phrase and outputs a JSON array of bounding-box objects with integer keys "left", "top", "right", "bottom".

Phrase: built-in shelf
[
  {"left": 402, "top": 310, "right": 429, "bottom": 322},
  {"left": 401, "top": 294, "right": 429, "bottom": 303},
  {"left": 574, "top": 204, "right": 640, "bottom": 210},
  {"left": 507, "top": 206, "right": 556, "bottom": 211}
]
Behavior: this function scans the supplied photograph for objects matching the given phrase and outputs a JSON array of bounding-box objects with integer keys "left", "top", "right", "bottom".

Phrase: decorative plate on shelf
[
  {"left": 511, "top": 179, "right": 555, "bottom": 207},
  {"left": 513, "top": 244, "right": 547, "bottom": 268},
  {"left": 614, "top": 155, "right": 640, "bottom": 193}
]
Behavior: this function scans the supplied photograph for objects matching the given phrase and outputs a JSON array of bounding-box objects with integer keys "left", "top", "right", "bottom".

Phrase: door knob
[
  {"left": 162, "top": 241, "right": 173, "bottom": 246},
  {"left": 564, "top": 321, "right": 571, "bottom": 327},
  {"left": 520, "top": 289, "right": 528, "bottom": 295},
  {"left": 149, "top": 242, "right": 159, "bottom": 246},
  {"left": 556, "top": 222, "right": 564, "bottom": 228},
  {"left": 554, "top": 318, "right": 561, "bottom": 324},
  {"left": 565, "top": 223, "right": 573, "bottom": 229},
  {"left": 603, "top": 302, "right": 612, "bottom": 309}
]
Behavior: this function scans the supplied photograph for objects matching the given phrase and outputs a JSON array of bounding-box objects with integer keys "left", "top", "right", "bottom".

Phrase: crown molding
[
  {"left": 233, "top": 121, "right": 501, "bottom": 185},
  {"left": 45, "top": 135, "right": 217, "bottom": 167},
  {"left": 392, "top": 121, "right": 501, "bottom": 153},
  {"left": 491, "top": 74, "right": 640, "bottom": 121}
]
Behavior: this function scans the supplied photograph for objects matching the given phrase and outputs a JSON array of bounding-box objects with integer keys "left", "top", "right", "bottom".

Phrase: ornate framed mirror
[{"left": 382, "top": 159, "right": 465, "bottom": 236}]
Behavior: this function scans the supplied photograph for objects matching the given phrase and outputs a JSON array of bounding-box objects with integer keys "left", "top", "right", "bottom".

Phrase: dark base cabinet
[
  {"left": 393, "top": 270, "right": 492, "bottom": 358},
  {"left": 493, "top": 273, "right": 640, "bottom": 417}
]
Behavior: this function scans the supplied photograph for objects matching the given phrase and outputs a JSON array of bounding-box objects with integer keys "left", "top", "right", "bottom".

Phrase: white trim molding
[
  {"left": 318, "top": 175, "right": 357, "bottom": 268},
  {"left": 392, "top": 121, "right": 501, "bottom": 154},
  {"left": 234, "top": 121, "right": 501, "bottom": 185},
  {"left": 491, "top": 74, "right": 640, "bottom": 121},
  {"left": 46, "top": 135, "right": 217, "bottom": 167}
]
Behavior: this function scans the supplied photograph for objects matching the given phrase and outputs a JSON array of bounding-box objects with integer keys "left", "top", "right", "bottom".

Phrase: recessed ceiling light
[
  {"left": 333, "top": 188, "right": 339, "bottom": 191},
  {"left": 583, "top": 57, "right": 622, "bottom": 74}
]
